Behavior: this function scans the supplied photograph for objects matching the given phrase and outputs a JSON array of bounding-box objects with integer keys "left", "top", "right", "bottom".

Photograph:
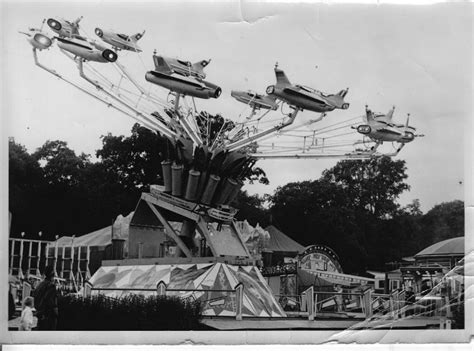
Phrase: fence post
[
  {"left": 22, "top": 281, "right": 32, "bottom": 300},
  {"left": 83, "top": 281, "right": 92, "bottom": 298},
  {"left": 301, "top": 291, "right": 307, "bottom": 312},
  {"left": 9, "top": 240, "right": 15, "bottom": 275},
  {"left": 302, "top": 286, "right": 314, "bottom": 321},
  {"left": 364, "top": 289, "right": 373, "bottom": 318},
  {"left": 235, "top": 283, "right": 243, "bottom": 321},
  {"left": 156, "top": 281, "right": 167, "bottom": 296},
  {"left": 389, "top": 294, "right": 394, "bottom": 318},
  {"left": 444, "top": 296, "right": 452, "bottom": 318}
]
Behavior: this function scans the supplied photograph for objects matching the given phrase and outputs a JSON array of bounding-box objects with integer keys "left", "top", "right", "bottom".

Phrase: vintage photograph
[{"left": 2, "top": 0, "right": 471, "bottom": 344}]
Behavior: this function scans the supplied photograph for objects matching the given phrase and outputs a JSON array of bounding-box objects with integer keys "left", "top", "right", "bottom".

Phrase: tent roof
[
  {"left": 50, "top": 212, "right": 134, "bottom": 248},
  {"left": 415, "top": 236, "right": 464, "bottom": 257},
  {"left": 88, "top": 262, "right": 286, "bottom": 318},
  {"left": 264, "top": 225, "right": 305, "bottom": 253}
]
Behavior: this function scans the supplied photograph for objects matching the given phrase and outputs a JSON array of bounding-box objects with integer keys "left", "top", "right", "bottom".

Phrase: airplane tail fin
[
  {"left": 73, "top": 16, "right": 83, "bottom": 26},
  {"left": 131, "top": 30, "right": 145, "bottom": 42},
  {"left": 365, "top": 105, "right": 374, "bottom": 122},
  {"left": 275, "top": 67, "right": 291, "bottom": 86},
  {"left": 386, "top": 105, "right": 395, "bottom": 120},
  {"left": 337, "top": 88, "right": 349, "bottom": 98},
  {"left": 405, "top": 113, "right": 410, "bottom": 128},
  {"left": 153, "top": 55, "right": 173, "bottom": 74},
  {"left": 192, "top": 59, "right": 211, "bottom": 77}
]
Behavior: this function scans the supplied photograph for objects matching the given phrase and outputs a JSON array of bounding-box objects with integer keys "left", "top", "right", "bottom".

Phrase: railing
[{"left": 83, "top": 281, "right": 244, "bottom": 320}]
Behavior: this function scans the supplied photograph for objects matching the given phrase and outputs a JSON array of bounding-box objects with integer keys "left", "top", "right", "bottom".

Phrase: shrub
[{"left": 57, "top": 294, "right": 204, "bottom": 330}]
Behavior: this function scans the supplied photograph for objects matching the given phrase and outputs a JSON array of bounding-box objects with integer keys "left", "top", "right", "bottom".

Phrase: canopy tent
[
  {"left": 88, "top": 262, "right": 286, "bottom": 318},
  {"left": 48, "top": 213, "right": 134, "bottom": 249},
  {"left": 264, "top": 225, "right": 305, "bottom": 253}
]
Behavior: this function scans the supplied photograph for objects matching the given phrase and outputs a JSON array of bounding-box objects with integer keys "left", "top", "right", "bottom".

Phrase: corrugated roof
[
  {"left": 415, "top": 236, "right": 464, "bottom": 257},
  {"left": 264, "top": 225, "right": 305, "bottom": 253}
]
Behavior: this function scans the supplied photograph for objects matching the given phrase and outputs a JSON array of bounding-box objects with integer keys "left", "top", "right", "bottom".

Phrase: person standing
[
  {"left": 19, "top": 297, "right": 35, "bottom": 331},
  {"left": 33, "top": 266, "right": 58, "bottom": 330}
]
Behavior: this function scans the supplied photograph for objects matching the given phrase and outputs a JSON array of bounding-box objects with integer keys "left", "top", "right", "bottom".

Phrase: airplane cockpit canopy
[
  {"left": 177, "top": 59, "right": 192, "bottom": 67},
  {"left": 297, "top": 85, "right": 326, "bottom": 96},
  {"left": 117, "top": 33, "right": 129, "bottom": 41}
]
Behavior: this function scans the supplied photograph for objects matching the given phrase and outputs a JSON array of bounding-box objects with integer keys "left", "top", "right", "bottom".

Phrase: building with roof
[{"left": 386, "top": 236, "right": 464, "bottom": 295}]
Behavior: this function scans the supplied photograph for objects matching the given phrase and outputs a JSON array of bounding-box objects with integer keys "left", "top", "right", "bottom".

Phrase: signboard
[{"left": 299, "top": 245, "right": 343, "bottom": 273}]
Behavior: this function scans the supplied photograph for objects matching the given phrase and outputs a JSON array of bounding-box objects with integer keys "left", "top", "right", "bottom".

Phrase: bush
[{"left": 57, "top": 294, "right": 204, "bottom": 330}]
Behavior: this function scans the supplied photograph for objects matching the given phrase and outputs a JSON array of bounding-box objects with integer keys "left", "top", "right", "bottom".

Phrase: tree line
[{"left": 9, "top": 124, "right": 463, "bottom": 274}]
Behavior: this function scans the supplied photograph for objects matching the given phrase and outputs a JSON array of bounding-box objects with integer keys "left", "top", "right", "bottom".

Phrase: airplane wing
[
  {"left": 153, "top": 56, "right": 173, "bottom": 75},
  {"left": 283, "top": 87, "right": 326, "bottom": 105},
  {"left": 275, "top": 68, "right": 291, "bottom": 86}
]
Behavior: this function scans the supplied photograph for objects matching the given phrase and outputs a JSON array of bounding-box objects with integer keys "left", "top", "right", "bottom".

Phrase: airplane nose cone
[
  {"left": 357, "top": 125, "right": 371, "bottom": 134},
  {"left": 95, "top": 28, "right": 103, "bottom": 37},
  {"left": 47, "top": 18, "right": 62, "bottom": 31},
  {"left": 266, "top": 85, "right": 275, "bottom": 95},
  {"left": 342, "top": 103, "right": 350, "bottom": 110},
  {"left": 33, "top": 33, "right": 53, "bottom": 49}
]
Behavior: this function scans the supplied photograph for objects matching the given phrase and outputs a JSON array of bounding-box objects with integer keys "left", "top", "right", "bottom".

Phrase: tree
[
  {"left": 233, "top": 191, "right": 270, "bottom": 227},
  {"left": 418, "top": 200, "right": 464, "bottom": 247},
  {"left": 321, "top": 157, "right": 410, "bottom": 218},
  {"left": 33, "top": 140, "right": 90, "bottom": 187},
  {"left": 268, "top": 157, "right": 412, "bottom": 273},
  {"left": 9, "top": 138, "right": 45, "bottom": 237},
  {"left": 97, "top": 124, "right": 168, "bottom": 191}
]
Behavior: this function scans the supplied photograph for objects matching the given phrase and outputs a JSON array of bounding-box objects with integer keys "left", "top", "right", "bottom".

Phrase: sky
[{"left": 1, "top": 1, "right": 472, "bottom": 213}]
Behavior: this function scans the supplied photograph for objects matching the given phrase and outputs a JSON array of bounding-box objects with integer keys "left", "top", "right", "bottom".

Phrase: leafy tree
[
  {"left": 33, "top": 140, "right": 90, "bottom": 187},
  {"left": 233, "top": 191, "right": 270, "bottom": 227},
  {"left": 321, "top": 157, "right": 410, "bottom": 218},
  {"left": 97, "top": 124, "right": 168, "bottom": 191},
  {"left": 9, "top": 138, "right": 45, "bottom": 238},
  {"left": 418, "top": 200, "right": 464, "bottom": 247}
]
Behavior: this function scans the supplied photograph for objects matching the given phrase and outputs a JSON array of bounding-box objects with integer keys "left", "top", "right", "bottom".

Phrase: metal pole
[
  {"left": 36, "top": 240, "right": 42, "bottom": 275},
  {"left": 85, "top": 245, "right": 91, "bottom": 280},
  {"left": 61, "top": 246, "right": 66, "bottom": 278},
  {"left": 9, "top": 240, "right": 15, "bottom": 275},
  {"left": 27, "top": 240, "right": 33, "bottom": 278},
  {"left": 19, "top": 239, "right": 24, "bottom": 278}
]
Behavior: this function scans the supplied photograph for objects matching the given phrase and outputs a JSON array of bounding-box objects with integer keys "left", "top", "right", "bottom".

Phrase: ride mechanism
[{"left": 20, "top": 17, "right": 423, "bottom": 261}]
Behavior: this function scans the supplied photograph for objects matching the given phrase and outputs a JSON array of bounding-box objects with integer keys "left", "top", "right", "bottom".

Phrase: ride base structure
[{"left": 85, "top": 170, "right": 286, "bottom": 318}]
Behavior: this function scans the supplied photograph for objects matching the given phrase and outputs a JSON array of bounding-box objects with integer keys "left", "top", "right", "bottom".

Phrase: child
[{"left": 19, "top": 296, "right": 35, "bottom": 331}]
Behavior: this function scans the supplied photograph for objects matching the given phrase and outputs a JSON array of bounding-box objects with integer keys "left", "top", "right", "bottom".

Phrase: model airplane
[
  {"left": 231, "top": 90, "right": 278, "bottom": 111},
  {"left": 95, "top": 28, "right": 145, "bottom": 52},
  {"left": 152, "top": 55, "right": 210, "bottom": 80},
  {"left": 56, "top": 36, "right": 118, "bottom": 63},
  {"left": 19, "top": 28, "right": 53, "bottom": 50},
  {"left": 265, "top": 64, "right": 349, "bottom": 115},
  {"left": 354, "top": 105, "right": 422, "bottom": 151},
  {"left": 145, "top": 54, "right": 221, "bottom": 99},
  {"left": 47, "top": 17, "right": 83, "bottom": 38}
]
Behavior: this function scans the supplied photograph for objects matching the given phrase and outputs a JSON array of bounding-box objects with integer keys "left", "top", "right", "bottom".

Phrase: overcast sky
[{"left": 2, "top": 1, "right": 471, "bottom": 213}]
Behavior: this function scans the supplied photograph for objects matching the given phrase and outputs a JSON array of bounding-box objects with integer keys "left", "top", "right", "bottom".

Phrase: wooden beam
[
  {"left": 145, "top": 201, "right": 193, "bottom": 258},
  {"left": 142, "top": 193, "right": 200, "bottom": 221},
  {"left": 231, "top": 221, "right": 251, "bottom": 257}
]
